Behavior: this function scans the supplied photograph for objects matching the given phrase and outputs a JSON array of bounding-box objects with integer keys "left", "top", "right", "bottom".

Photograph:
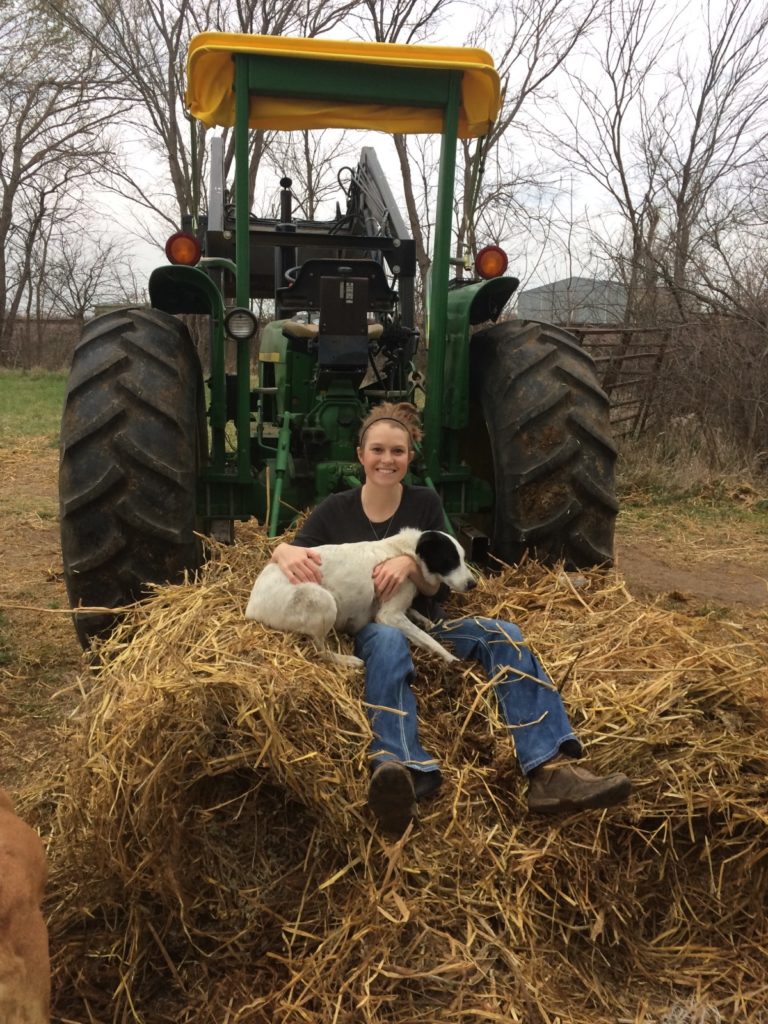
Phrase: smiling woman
[{"left": 263, "top": 400, "right": 632, "bottom": 837}]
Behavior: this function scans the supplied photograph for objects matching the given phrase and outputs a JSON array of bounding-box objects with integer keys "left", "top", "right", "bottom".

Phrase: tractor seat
[{"left": 282, "top": 320, "right": 384, "bottom": 341}]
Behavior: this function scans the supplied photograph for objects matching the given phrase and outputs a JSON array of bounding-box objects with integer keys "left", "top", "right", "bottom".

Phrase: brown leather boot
[
  {"left": 368, "top": 761, "right": 418, "bottom": 837},
  {"left": 527, "top": 755, "right": 632, "bottom": 814}
]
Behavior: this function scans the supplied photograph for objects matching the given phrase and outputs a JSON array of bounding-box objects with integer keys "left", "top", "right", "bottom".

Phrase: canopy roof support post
[
  {"left": 423, "top": 71, "right": 461, "bottom": 479},
  {"left": 234, "top": 55, "right": 250, "bottom": 308},
  {"left": 234, "top": 54, "right": 253, "bottom": 480}
]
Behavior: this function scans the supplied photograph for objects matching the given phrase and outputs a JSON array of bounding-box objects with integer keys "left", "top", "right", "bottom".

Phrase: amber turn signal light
[
  {"left": 165, "top": 231, "right": 201, "bottom": 266},
  {"left": 474, "top": 245, "right": 508, "bottom": 279}
]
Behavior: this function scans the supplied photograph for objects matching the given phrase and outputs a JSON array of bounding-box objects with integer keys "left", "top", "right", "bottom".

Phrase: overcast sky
[{"left": 101, "top": 0, "right": 743, "bottom": 298}]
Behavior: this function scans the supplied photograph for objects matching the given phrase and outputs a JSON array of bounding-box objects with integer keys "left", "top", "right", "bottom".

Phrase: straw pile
[{"left": 45, "top": 522, "right": 768, "bottom": 1024}]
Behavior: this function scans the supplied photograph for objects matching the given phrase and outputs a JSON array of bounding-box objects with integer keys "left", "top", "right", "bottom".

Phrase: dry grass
[
  {"left": 38, "top": 523, "right": 768, "bottom": 1024},
  {"left": 618, "top": 425, "right": 767, "bottom": 498}
]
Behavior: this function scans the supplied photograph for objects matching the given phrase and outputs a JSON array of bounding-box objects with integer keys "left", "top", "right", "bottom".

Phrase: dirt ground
[
  {"left": 2, "top": 442, "right": 768, "bottom": 792},
  {"left": 615, "top": 493, "right": 768, "bottom": 611}
]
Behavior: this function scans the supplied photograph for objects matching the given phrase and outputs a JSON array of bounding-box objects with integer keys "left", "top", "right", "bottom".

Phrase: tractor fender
[
  {"left": 258, "top": 319, "right": 290, "bottom": 360},
  {"left": 256, "top": 320, "right": 292, "bottom": 418},
  {"left": 149, "top": 264, "right": 226, "bottom": 320},
  {"left": 443, "top": 276, "right": 518, "bottom": 429}
]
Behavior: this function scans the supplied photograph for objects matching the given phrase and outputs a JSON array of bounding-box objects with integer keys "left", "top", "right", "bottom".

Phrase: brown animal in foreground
[{"left": 0, "top": 788, "right": 50, "bottom": 1024}]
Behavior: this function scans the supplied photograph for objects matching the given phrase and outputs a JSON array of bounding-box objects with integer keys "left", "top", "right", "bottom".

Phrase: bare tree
[
  {"left": 39, "top": 230, "right": 141, "bottom": 321},
  {"left": 356, "top": 0, "right": 602, "bottom": 307},
  {"left": 551, "top": 0, "right": 768, "bottom": 325},
  {"left": 45, "top": 0, "right": 360, "bottom": 232},
  {"left": 354, "top": 0, "right": 456, "bottom": 43},
  {"left": 263, "top": 131, "right": 357, "bottom": 221},
  {"left": 651, "top": 0, "right": 768, "bottom": 316},
  {"left": 450, "top": 0, "right": 601, "bottom": 277},
  {"left": 351, "top": 0, "right": 457, "bottom": 314},
  {"left": 391, "top": 133, "right": 437, "bottom": 310},
  {"left": 0, "top": 2, "right": 115, "bottom": 357},
  {"left": 540, "top": 0, "right": 673, "bottom": 322}
]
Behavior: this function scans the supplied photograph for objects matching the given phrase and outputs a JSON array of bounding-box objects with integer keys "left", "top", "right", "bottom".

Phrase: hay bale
[{"left": 44, "top": 522, "right": 768, "bottom": 1023}]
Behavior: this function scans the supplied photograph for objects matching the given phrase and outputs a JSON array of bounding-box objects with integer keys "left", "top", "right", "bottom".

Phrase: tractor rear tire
[
  {"left": 470, "top": 319, "right": 618, "bottom": 568},
  {"left": 59, "top": 307, "right": 205, "bottom": 647}
]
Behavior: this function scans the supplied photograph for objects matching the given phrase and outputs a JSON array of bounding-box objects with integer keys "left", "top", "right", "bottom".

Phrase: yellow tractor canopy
[{"left": 185, "top": 32, "right": 501, "bottom": 138}]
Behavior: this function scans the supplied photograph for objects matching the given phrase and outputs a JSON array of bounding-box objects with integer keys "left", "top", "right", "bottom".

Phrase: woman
[{"left": 270, "top": 402, "right": 631, "bottom": 836}]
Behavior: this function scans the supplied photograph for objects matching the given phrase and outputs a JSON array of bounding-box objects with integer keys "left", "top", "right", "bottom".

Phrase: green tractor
[{"left": 59, "top": 32, "right": 618, "bottom": 646}]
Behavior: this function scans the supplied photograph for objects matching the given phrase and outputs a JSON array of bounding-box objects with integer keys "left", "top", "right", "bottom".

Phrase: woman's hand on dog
[
  {"left": 271, "top": 542, "right": 323, "bottom": 584},
  {"left": 373, "top": 555, "right": 438, "bottom": 602}
]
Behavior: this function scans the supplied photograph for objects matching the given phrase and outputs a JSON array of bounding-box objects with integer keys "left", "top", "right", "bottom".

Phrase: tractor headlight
[{"left": 225, "top": 308, "right": 258, "bottom": 340}]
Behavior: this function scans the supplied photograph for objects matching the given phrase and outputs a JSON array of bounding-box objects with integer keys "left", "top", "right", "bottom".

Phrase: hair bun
[{"left": 358, "top": 401, "right": 423, "bottom": 446}]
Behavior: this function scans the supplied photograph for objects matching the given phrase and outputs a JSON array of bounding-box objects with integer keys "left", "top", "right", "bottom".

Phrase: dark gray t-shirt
[{"left": 293, "top": 484, "right": 447, "bottom": 619}]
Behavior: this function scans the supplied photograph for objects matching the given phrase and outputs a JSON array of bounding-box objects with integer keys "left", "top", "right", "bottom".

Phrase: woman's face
[{"left": 357, "top": 421, "right": 412, "bottom": 486}]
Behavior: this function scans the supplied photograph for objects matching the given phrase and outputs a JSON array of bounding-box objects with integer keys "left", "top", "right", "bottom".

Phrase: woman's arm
[
  {"left": 367, "top": 486, "right": 452, "bottom": 601},
  {"left": 269, "top": 494, "right": 347, "bottom": 583},
  {"left": 270, "top": 542, "right": 322, "bottom": 584},
  {"left": 372, "top": 554, "right": 440, "bottom": 603}
]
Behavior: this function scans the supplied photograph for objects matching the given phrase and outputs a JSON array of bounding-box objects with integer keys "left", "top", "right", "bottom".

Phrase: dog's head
[{"left": 415, "top": 531, "right": 476, "bottom": 592}]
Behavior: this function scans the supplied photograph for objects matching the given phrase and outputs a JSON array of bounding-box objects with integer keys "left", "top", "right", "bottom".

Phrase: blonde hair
[{"left": 358, "top": 402, "right": 423, "bottom": 449}]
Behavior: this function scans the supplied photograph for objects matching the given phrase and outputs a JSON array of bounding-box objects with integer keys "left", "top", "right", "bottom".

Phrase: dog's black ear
[{"left": 416, "top": 531, "right": 462, "bottom": 576}]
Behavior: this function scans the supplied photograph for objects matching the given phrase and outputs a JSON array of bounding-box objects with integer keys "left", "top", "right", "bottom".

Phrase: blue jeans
[{"left": 353, "top": 616, "right": 582, "bottom": 781}]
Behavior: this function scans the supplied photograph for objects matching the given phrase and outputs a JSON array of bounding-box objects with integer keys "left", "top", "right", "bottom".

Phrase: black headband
[{"left": 358, "top": 417, "right": 415, "bottom": 445}]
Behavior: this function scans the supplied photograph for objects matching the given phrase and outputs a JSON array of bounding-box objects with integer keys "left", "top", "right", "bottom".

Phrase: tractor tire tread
[
  {"left": 59, "top": 307, "right": 205, "bottom": 646},
  {"left": 471, "top": 319, "right": 617, "bottom": 568}
]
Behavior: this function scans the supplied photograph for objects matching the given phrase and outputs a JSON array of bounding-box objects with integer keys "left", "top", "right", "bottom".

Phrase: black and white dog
[{"left": 245, "top": 528, "right": 475, "bottom": 667}]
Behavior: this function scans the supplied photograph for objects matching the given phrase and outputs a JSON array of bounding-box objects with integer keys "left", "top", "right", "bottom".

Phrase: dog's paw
[
  {"left": 326, "top": 652, "right": 365, "bottom": 670},
  {"left": 442, "top": 652, "right": 459, "bottom": 664},
  {"left": 408, "top": 610, "right": 435, "bottom": 629}
]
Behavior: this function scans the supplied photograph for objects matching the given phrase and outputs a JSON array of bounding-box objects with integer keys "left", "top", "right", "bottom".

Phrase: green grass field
[
  {"left": 0, "top": 369, "right": 67, "bottom": 445},
  {"left": 1, "top": 366, "right": 765, "bottom": 523}
]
